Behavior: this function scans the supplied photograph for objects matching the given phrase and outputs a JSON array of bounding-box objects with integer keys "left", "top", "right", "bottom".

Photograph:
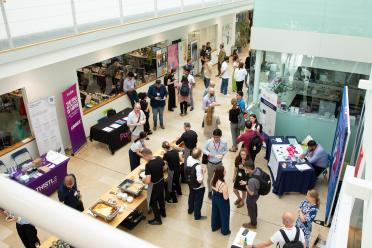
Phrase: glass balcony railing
[{"left": 0, "top": 0, "right": 243, "bottom": 51}]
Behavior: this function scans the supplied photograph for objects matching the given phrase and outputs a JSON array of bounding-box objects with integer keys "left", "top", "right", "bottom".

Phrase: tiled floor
[{"left": 0, "top": 51, "right": 329, "bottom": 248}]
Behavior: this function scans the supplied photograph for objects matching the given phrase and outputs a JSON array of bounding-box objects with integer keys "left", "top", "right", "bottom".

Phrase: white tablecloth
[{"left": 268, "top": 144, "right": 304, "bottom": 180}]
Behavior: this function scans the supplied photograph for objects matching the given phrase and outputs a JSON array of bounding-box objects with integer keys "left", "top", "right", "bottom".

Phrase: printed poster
[
  {"left": 260, "top": 89, "right": 278, "bottom": 136},
  {"left": 155, "top": 47, "right": 167, "bottom": 77},
  {"left": 62, "top": 84, "right": 86, "bottom": 154},
  {"left": 167, "top": 43, "right": 179, "bottom": 72},
  {"left": 178, "top": 41, "right": 187, "bottom": 66},
  {"left": 28, "top": 96, "right": 64, "bottom": 156}
]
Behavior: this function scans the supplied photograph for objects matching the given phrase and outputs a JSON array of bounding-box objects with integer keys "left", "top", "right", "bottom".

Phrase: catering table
[
  {"left": 89, "top": 108, "right": 132, "bottom": 155},
  {"left": 268, "top": 140, "right": 316, "bottom": 196},
  {"left": 10, "top": 153, "right": 69, "bottom": 196}
]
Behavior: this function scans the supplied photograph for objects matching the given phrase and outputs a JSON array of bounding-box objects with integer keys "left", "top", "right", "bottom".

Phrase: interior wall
[{"left": 0, "top": 14, "right": 236, "bottom": 160}]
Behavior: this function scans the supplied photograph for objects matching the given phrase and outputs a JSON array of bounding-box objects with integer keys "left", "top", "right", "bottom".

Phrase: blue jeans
[
  {"left": 220, "top": 78, "right": 228, "bottom": 95},
  {"left": 188, "top": 186, "right": 205, "bottom": 220},
  {"left": 204, "top": 78, "right": 210, "bottom": 88},
  {"left": 152, "top": 106, "right": 164, "bottom": 127}
]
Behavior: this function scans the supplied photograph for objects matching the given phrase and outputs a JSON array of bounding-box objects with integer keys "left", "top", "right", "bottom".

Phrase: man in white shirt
[
  {"left": 185, "top": 68, "right": 196, "bottom": 111},
  {"left": 234, "top": 62, "right": 248, "bottom": 93},
  {"left": 123, "top": 72, "right": 138, "bottom": 108},
  {"left": 186, "top": 148, "right": 206, "bottom": 221},
  {"left": 219, "top": 56, "right": 229, "bottom": 95},
  {"left": 127, "top": 103, "right": 146, "bottom": 141},
  {"left": 248, "top": 212, "right": 305, "bottom": 248}
]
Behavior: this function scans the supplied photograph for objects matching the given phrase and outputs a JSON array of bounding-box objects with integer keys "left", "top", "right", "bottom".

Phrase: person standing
[
  {"left": 229, "top": 98, "right": 241, "bottom": 152},
  {"left": 203, "top": 106, "right": 221, "bottom": 139},
  {"left": 296, "top": 189, "right": 320, "bottom": 248},
  {"left": 211, "top": 165, "right": 231, "bottom": 235},
  {"left": 147, "top": 80, "right": 168, "bottom": 130},
  {"left": 247, "top": 212, "right": 306, "bottom": 248},
  {"left": 217, "top": 44, "right": 226, "bottom": 76},
  {"left": 233, "top": 148, "right": 250, "bottom": 208},
  {"left": 240, "top": 160, "right": 261, "bottom": 229},
  {"left": 142, "top": 148, "right": 166, "bottom": 225},
  {"left": 203, "top": 56, "right": 213, "bottom": 89},
  {"left": 104, "top": 58, "right": 120, "bottom": 95},
  {"left": 200, "top": 45, "right": 207, "bottom": 78},
  {"left": 128, "top": 131, "right": 147, "bottom": 171},
  {"left": 164, "top": 68, "right": 177, "bottom": 112},
  {"left": 237, "top": 121, "right": 263, "bottom": 161},
  {"left": 177, "top": 75, "right": 191, "bottom": 116},
  {"left": 237, "top": 91, "right": 246, "bottom": 113},
  {"left": 176, "top": 122, "right": 198, "bottom": 178},
  {"left": 162, "top": 141, "right": 182, "bottom": 203},
  {"left": 58, "top": 174, "right": 84, "bottom": 212},
  {"left": 185, "top": 59, "right": 194, "bottom": 75},
  {"left": 219, "top": 56, "right": 229, "bottom": 95},
  {"left": 203, "top": 128, "right": 228, "bottom": 199},
  {"left": 205, "top": 41, "right": 212, "bottom": 60},
  {"left": 126, "top": 103, "right": 146, "bottom": 141},
  {"left": 185, "top": 68, "right": 196, "bottom": 111},
  {"left": 231, "top": 54, "right": 239, "bottom": 93},
  {"left": 123, "top": 71, "right": 138, "bottom": 108},
  {"left": 15, "top": 217, "right": 40, "bottom": 248},
  {"left": 138, "top": 92, "right": 152, "bottom": 136},
  {"left": 186, "top": 148, "right": 206, "bottom": 221},
  {"left": 235, "top": 62, "right": 248, "bottom": 93},
  {"left": 299, "top": 140, "right": 329, "bottom": 177},
  {"left": 202, "top": 87, "right": 218, "bottom": 112}
]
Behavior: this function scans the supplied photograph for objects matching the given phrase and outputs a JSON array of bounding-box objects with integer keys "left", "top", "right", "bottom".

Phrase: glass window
[
  {"left": 0, "top": 89, "right": 32, "bottom": 151},
  {"left": 0, "top": 8, "right": 7, "bottom": 41},
  {"left": 157, "top": 0, "right": 180, "bottom": 11},
  {"left": 75, "top": 0, "right": 120, "bottom": 25},
  {"left": 4, "top": 0, "right": 73, "bottom": 37},
  {"left": 122, "top": 0, "right": 154, "bottom": 16},
  {"left": 183, "top": 0, "right": 201, "bottom": 6}
]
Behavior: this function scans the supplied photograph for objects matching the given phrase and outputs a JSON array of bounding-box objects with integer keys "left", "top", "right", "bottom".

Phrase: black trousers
[
  {"left": 313, "top": 165, "right": 325, "bottom": 177},
  {"left": 180, "top": 101, "right": 188, "bottom": 114},
  {"left": 188, "top": 187, "right": 205, "bottom": 220},
  {"left": 150, "top": 181, "right": 166, "bottom": 221},
  {"left": 16, "top": 223, "right": 40, "bottom": 248},
  {"left": 246, "top": 195, "right": 259, "bottom": 226},
  {"left": 172, "top": 169, "right": 182, "bottom": 195},
  {"left": 218, "top": 62, "right": 222, "bottom": 75},
  {"left": 236, "top": 80, "right": 244, "bottom": 93},
  {"left": 167, "top": 85, "right": 176, "bottom": 110},
  {"left": 144, "top": 111, "right": 150, "bottom": 133}
]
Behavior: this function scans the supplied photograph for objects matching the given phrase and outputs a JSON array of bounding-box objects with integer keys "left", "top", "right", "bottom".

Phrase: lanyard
[{"left": 213, "top": 141, "right": 220, "bottom": 152}]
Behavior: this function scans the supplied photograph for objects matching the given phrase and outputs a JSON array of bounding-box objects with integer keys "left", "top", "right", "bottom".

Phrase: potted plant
[{"left": 235, "top": 22, "right": 249, "bottom": 53}]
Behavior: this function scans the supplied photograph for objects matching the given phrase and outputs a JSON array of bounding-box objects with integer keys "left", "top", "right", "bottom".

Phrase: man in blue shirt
[
  {"left": 237, "top": 91, "right": 246, "bottom": 112},
  {"left": 203, "top": 128, "right": 228, "bottom": 199},
  {"left": 147, "top": 80, "right": 168, "bottom": 130},
  {"left": 300, "top": 140, "right": 329, "bottom": 177}
]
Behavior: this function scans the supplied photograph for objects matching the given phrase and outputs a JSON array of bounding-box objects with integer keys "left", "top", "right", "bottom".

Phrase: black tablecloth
[
  {"left": 90, "top": 108, "right": 132, "bottom": 154},
  {"left": 265, "top": 136, "right": 289, "bottom": 160},
  {"left": 272, "top": 161, "right": 316, "bottom": 196}
]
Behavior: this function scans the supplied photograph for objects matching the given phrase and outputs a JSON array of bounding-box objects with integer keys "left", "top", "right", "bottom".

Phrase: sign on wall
[
  {"left": 28, "top": 96, "right": 64, "bottom": 156},
  {"left": 260, "top": 89, "right": 278, "bottom": 136},
  {"left": 62, "top": 84, "right": 86, "bottom": 154},
  {"left": 325, "top": 86, "right": 351, "bottom": 225}
]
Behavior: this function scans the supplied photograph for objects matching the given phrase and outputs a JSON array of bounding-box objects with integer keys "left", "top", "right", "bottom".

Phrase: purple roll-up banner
[{"left": 62, "top": 84, "right": 86, "bottom": 154}]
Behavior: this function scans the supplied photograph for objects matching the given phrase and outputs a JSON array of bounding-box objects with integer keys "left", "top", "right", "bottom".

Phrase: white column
[
  {"left": 180, "top": 0, "right": 184, "bottom": 11},
  {"left": 253, "top": 50, "right": 263, "bottom": 104},
  {"left": 119, "top": 0, "right": 124, "bottom": 24},
  {"left": 70, "top": 0, "right": 78, "bottom": 34},
  {"left": 154, "top": 0, "right": 158, "bottom": 17},
  {"left": 0, "top": 0, "right": 13, "bottom": 48}
]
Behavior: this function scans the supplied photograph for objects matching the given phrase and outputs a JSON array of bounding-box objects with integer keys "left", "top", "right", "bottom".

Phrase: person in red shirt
[{"left": 237, "top": 121, "right": 263, "bottom": 161}]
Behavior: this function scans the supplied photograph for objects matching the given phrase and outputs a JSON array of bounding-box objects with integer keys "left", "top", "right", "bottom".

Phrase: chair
[
  {"left": 107, "top": 109, "right": 117, "bottom": 118},
  {"left": 10, "top": 148, "right": 33, "bottom": 169},
  {"left": 97, "top": 116, "right": 107, "bottom": 124},
  {"left": 0, "top": 160, "right": 8, "bottom": 174}
]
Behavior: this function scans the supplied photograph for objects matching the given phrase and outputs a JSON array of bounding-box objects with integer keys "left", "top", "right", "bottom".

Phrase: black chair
[
  {"left": 107, "top": 109, "right": 116, "bottom": 118},
  {"left": 10, "top": 148, "right": 33, "bottom": 169}
]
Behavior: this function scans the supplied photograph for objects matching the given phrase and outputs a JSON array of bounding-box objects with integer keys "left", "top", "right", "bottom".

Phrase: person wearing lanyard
[
  {"left": 147, "top": 80, "right": 168, "bottom": 131},
  {"left": 162, "top": 141, "right": 182, "bottom": 203},
  {"left": 128, "top": 131, "right": 147, "bottom": 171},
  {"left": 235, "top": 62, "right": 248, "bottom": 93},
  {"left": 142, "top": 148, "right": 166, "bottom": 225},
  {"left": 203, "top": 128, "right": 228, "bottom": 199},
  {"left": 15, "top": 216, "right": 40, "bottom": 248},
  {"left": 126, "top": 103, "right": 146, "bottom": 141},
  {"left": 202, "top": 88, "right": 220, "bottom": 112}
]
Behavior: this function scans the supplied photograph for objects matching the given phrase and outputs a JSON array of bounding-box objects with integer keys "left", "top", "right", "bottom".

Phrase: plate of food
[
  {"left": 89, "top": 200, "right": 119, "bottom": 222},
  {"left": 118, "top": 179, "right": 145, "bottom": 197}
]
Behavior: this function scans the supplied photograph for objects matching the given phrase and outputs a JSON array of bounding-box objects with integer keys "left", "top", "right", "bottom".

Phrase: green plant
[{"left": 236, "top": 21, "right": 249, "bottom": 48}]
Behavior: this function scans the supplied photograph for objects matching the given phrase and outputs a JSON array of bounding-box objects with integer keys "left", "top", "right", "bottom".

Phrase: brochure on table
[
  {"left": 232, "top": 227, "right": 256, "bottom": 247},
  {"left": 28, "top": 96, "right": 65, "bottom": 156}
]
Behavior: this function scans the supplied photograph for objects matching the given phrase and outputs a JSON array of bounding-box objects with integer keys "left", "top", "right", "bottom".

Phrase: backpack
[
  {"left": 185, "top": 163, "right": 201, "bottom": 189},
  {"left": 279, "top": 227, "right": 303, "bottom": 248},
  {"left": 249, "top": 133, "right": 263, "bottom": 156},
  {"left": 180, "top": 82, "right": 190, "bottom": 96},
  {"left": 252, "top": 168, "right": 271, "bottom": 195}
]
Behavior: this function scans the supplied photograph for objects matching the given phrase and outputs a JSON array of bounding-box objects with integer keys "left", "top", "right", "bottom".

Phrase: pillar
[{"left": 253, "top": 50, "right": 263, "bottom": 104}]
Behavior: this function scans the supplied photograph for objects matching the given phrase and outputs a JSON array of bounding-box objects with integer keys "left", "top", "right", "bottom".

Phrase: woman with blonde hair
[
  {"left": 296, "top": 189, "right": 320, "bottom": 248},
  {"left": 203, "top": 106, "right": 221, "bottom": 138}
]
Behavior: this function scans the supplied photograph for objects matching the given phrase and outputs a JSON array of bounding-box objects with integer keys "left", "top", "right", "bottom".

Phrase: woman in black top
[
  {"left": 232, "top": 148, "right": 250, "bottom": 208},
  {"left": 162, "top": 141, "right": 182, "bottom": 203},
  {"left": 58, "top": 174, "right": 84, "bottom": 212},
  {"left": 165, "top": 69, "right": 177, "bottom": 111},
  {"left": 229, "top": 98, "right": 241, "bottom": 152},
  {"left": 138, "top": 92, "right": 152, "bottom": 136}
]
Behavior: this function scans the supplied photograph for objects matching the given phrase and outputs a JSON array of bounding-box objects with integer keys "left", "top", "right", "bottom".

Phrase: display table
[
  {"left": 268, "top": 141, "right": 316, "bottom": 196},
  {"left": 89, "top": 108, "right": 132, "bottom": 155},
  {"left": 10, "top": 153, "right": 69, "bottom": 196},
  {"left": 265, "top": 136, "right": 289, "bottom": 160}
]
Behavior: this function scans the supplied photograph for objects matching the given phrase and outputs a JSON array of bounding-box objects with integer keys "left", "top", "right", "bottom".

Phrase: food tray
[
  {"left": 89, "top": 200, "right": 119, "bottom": 222},
  {"left": 118, "top": 179, "right": 145, "bottom": 197}
]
